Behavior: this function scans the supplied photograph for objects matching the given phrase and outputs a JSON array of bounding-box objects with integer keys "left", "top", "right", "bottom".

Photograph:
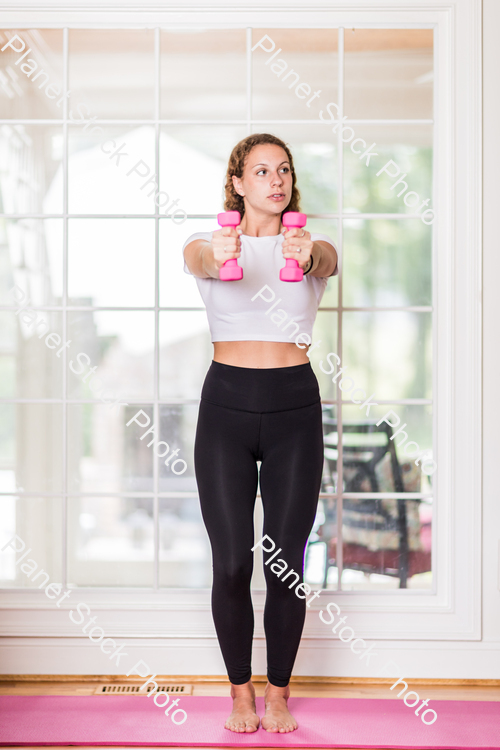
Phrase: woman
[{"left": 182, "top": 133, "right": 338, "bottom": 734}]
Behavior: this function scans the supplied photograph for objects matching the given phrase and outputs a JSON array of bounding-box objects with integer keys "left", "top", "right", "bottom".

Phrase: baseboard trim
[{"left": 2, "top": 674, "right": 500, "bottom": 686}]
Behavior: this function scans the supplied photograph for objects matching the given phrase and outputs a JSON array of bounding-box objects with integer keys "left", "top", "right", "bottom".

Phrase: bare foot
[
  {"left": 261, "top": 682, "right": 298, "bottom": 733},
  {"left": 224, "top": 680, "right": 260, "bottom": 733}
]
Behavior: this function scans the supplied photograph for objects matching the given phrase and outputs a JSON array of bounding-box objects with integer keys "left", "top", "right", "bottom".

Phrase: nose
[{"left": 271, "top": 171, "right": 283, "bottom": 187}]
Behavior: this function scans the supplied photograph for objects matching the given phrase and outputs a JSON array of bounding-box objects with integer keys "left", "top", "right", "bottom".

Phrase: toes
[
  {"left": 225, "top": 720, "right": 244, "bottom": 733},
  {"left": 277, "top": 721, "right": 295, "bottom": 733}
]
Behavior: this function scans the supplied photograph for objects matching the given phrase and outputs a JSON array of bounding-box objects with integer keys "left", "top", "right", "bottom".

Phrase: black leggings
[{"left": 194, "top": 360, "right": 324, "bottom": 687}]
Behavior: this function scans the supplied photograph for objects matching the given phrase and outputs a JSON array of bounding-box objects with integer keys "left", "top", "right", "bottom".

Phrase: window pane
[
  {"left": 0, "top": 496, "right": 63, "bottom": 587},
  {"left": 0, "top": 30, "right": 63, "bottom": 119},
  {"left": 341, "top": 497, "right": 433, "bottom": 591},
  {"left": 251, "top": 125, "right": 338, "bottom": 214},
  {"left": 160, "top": 30, "right": 247, "bottom": 120},
  {"left": 344, "top": 219, "right": 432, "bottom": 307},
  {"left": 0, "top": 125, "right": 63, "bottom": 214},
  {"left": 67, "top": 496, "right": 154, "bottom": 586},
  {"left": 322, "top": 404, "right": 433, "bottom": 591},
  {"left": 343, "top": 125, "right": 433, "bottom": 215},
  {"left": 341, "top": 404, "right": 434, "bottom": 495},
  {"left": 160, "top": 218, "right": 214, "bottom": 308},
  {"left": 343, "top": 311, "right": 432, "bottom": 399},
  {"left": 0, "top": 310, "right": 63, "bottom": 399},
  {"left": 305, "top": 496, "right": 338, "bottom": 590},
  {"left": 0, "top": 404, "right": 63, "bottom": 493},
  {"left": 310, "top": 311, "right": 338, "bottom": 401},
  {"left": 252, "top": 29, "right": 338, "bottom": 120},
  {"left": 68, "top": 126, "right": 155, "bottom": 214},
  {"left": 68, "top": 30, "right": 155, "bottom": 119},
  {"left": 308, "top": 218, "right": 339, "bottom": 308},
  {"left": 159, "top": 496, "right": 211, "bottom": 587},
  {"left": 321, "top": 404, "right": 339, "bottom": 494},
  {"left": 159, "top": 312, "right": 211, "bottom": 401},
  {"left": 344, "top": 29, "right": 433, "bottom": 119},
  {"left": 0, "top": 219, "right": 63, "bottom": 306},
  {"left": 67, "top": 403, "right": 149, "bottom": 493},
  {"left": 160, "top": 126, "right": 247, "bottom": 215},
  {"left": 67, "top": 311, "right": 154, "bottom": 400},
  {"left": 68, "top": 219, "right": 155, "bottom": 307},
  {"left": 158, "top": 404, "right": 197, "bottom": 492}
]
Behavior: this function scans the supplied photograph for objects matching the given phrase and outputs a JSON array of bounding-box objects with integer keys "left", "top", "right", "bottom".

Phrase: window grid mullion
[
  {"left": 0, "top": 213, "right": 429, "bottom": 220},
  {"left": 61, "top": 26, "right": 69, "bottom": 590},
  {"left": 0, "top": 119, "right": 435, "bottom": 126},
  {"left": 336, "top": 26, "right": 344, "bottom": 591},
  {"left": 0, "top": 306, "right": 434, "bottom": 312},
  {"left": 0, "top": 491, "right": 433, "bottom": 500},
  {"left": 153, "top": 26, "right": 161, "bottom": 591},
  {"left": 0, "top": 398, "right": 433, "bottom": 405},
  {"left": 246, "top": 27, "right": 252, "bottom": 130}
]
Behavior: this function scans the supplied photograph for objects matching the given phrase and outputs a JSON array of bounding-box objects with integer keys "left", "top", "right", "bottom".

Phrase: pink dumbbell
[
  {"left": 280, "top": 212, "right": 307, "bottom": 282},
  {"left": 217, "top": 211, "right": 243, "bottom": 281}
]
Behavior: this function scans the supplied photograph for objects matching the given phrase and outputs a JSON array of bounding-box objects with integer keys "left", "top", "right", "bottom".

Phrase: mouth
[{"left": 268, "top": 193, "right": 285, "bottom": 201}]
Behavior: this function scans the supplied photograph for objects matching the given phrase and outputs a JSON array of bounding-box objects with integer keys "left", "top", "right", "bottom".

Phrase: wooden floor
[{"left": 1, "top": 676, "right": 499, "bottom": 750}]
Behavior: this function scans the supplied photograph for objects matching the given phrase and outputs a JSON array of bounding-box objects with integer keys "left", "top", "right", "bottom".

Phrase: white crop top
[{"left": 182, "top": 230, "right": 338, "bottom": 343}]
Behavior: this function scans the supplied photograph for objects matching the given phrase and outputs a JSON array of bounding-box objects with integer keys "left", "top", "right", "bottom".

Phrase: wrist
[
  {"left": 304, "top": 255, "right": 314, "bottom": 275},
  {"left": 308, "top": 242, "right": 323, "bottom": 274}
]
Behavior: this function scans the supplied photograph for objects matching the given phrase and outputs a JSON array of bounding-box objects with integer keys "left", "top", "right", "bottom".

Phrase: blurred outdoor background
[{"left": 0, "top": 27, "right": 433, "bottom": 592}]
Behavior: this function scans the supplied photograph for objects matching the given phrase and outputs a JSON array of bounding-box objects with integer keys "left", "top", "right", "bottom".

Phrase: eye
[
  {"left": 256, "top": 169, "right": 267, "bottom": 175},
  {"left": 280, "top": 167, "right": 290, "bottom": 173}
]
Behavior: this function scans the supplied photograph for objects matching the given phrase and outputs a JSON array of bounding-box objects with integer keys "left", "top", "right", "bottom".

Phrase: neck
[{"left": 239, "top": 206, "right": 282, "bottom": 237}]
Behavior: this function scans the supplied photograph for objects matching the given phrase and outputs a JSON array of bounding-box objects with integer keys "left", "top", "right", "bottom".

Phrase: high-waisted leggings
[{"left": 194, "top": 360, "right": 324, "bottom": 687}]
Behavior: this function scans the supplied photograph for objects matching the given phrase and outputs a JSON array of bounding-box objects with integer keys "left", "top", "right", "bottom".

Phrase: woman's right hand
[{"left": 211, "top": 225, "right": 242, "bottom": 270}]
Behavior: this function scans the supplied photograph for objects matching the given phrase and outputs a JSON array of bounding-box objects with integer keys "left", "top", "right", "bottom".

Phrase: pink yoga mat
[{"left": 0, "top": 695, "right": 498, "bottom": 748}]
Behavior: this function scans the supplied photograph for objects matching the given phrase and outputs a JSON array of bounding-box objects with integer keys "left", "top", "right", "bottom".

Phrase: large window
[{"left": 0, "top": 27, "right": 434, "bottom": 592}]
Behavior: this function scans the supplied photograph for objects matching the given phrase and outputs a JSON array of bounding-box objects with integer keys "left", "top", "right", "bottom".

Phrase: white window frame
[{"left": 0, "top": 0, "right": 481, "bottom": 659}]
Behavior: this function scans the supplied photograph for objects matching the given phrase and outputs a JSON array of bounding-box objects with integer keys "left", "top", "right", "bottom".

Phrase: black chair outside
[{"left": 307, "top": 405, "right": 428, "bottom": 589}]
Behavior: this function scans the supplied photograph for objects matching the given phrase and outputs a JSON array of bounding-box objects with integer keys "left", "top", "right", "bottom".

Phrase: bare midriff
[{"left": 213, "top": 341, "right": 310, "bottom": 369}]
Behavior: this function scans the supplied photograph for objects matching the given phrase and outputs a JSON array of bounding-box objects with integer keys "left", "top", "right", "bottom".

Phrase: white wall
[{"left": 481, "top": 0, "right": 500, "bottom": 649}]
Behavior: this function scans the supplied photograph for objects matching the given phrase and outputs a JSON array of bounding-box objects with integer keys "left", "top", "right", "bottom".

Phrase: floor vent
[{"left": 94, "top": 683, "right": 193, "bottom": 695}]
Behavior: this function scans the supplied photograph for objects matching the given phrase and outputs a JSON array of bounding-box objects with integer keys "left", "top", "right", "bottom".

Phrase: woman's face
[{"left": 232, "top": 144, "right": 293, "bottom": 216}]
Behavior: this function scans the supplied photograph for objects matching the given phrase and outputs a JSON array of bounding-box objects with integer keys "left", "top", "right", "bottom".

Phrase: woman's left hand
[{"left": 281, "top": 227, "right": 313, "bottom": 270}]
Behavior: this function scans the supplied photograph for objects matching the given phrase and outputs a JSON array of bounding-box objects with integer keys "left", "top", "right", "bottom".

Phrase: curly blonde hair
[{"left": 223, "top": 133, "right": 301, "bottom": 219}]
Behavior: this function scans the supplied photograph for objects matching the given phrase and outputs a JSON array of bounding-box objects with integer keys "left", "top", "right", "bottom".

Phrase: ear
[{"left": 232, "top": 174, "right": 245, "bottom": 197}]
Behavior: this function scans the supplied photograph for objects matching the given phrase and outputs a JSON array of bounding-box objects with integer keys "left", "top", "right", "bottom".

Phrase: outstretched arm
[{"left": 308, "top": 240, "right": 338, "bottom": 277}]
